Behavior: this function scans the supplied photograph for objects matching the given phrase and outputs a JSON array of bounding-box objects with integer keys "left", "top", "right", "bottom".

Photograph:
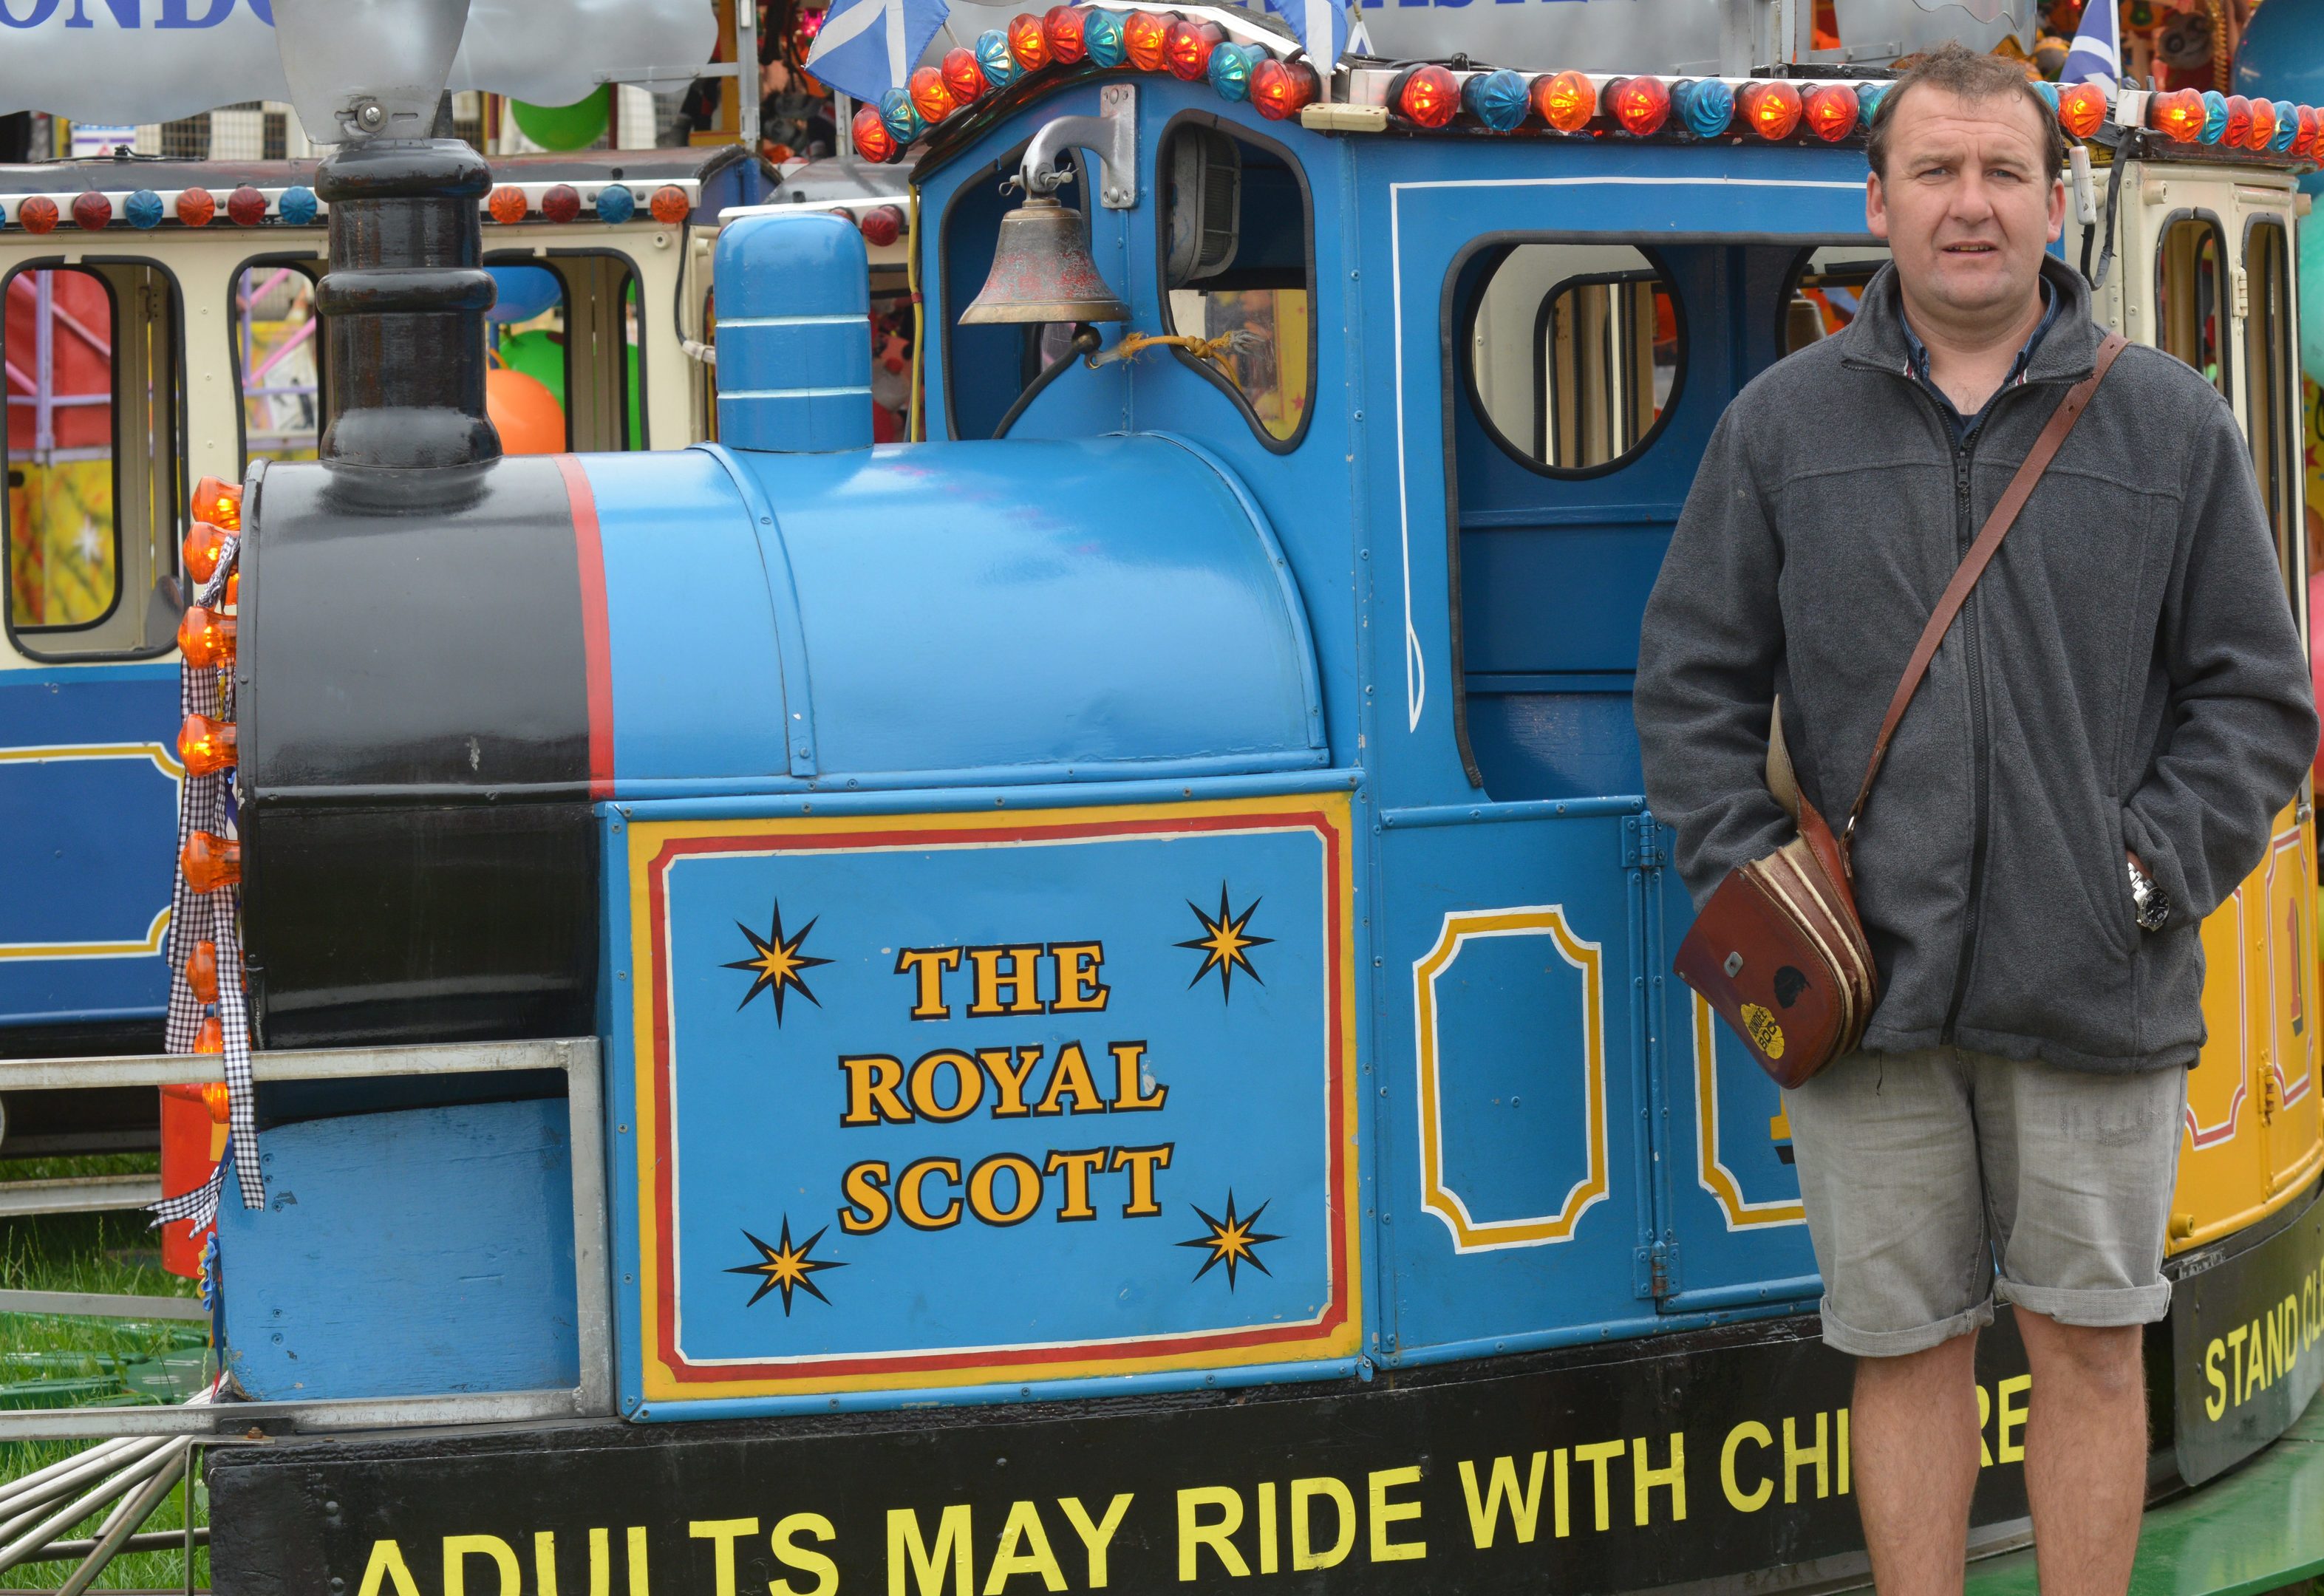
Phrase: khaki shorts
[{"left": 1783, "top": 1046, "right": 2188, "bottom": 1358}]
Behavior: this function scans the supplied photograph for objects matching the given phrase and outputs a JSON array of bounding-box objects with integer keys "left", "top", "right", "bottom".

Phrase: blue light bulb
[
  {"left": 2272, "top": 100, "right": 2297, "bottom": 151},
  {"left": 1463, "top": 68, "right": 1530, "bottom": 132},
  {"left": 1209, "top": 41, "right": 1254, "bottom": 100},
  {"left": 881, "top": 86, "right": 926, "bottom": 143},
  {"left": 1674, "top": 78, "right": 1735, "bottom": 137},
  {"left": 976, "top": 28, "right": 1020, "bottom": 89},
  {"left": 1083, "top": 7, "right": 1125, "bottom": 68},
  {"left": 124, "top": 189, "right": 163, "bottom": 229},
  {"left": 2201, "top": 89, "right": 2228, "bottom": 143},
  {"left": 277, "top": 185, "right": 318, "bottom": 225},
  {"left": 596, "top": 185, "right": 636, "bottom": 224}
]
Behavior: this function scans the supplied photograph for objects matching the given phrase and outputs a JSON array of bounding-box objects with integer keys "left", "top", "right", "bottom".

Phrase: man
[{"left": 1635, "top": 44, "right": 2317, "bottom": 1595}]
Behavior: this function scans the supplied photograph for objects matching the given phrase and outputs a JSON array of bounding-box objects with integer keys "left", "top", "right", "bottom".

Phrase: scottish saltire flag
[
  {"left": 1267, "top": 0, "right": 1353, "bottom": 68},
  {"left": 808, "top": 0, "right": 951, "bottom": 105},
  {"left": 2062, "top": 0, "right": 2121, "bottom": 90}
]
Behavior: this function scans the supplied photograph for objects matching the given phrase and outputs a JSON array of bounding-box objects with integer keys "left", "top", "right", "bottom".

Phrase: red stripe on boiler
[{"left": 554, "top": 454, "right": 616, "bottom": 800}]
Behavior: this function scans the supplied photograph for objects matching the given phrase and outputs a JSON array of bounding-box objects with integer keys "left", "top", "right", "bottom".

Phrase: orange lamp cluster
[{"left": 177, "top": 480, "right": 245, "bottom": 898}]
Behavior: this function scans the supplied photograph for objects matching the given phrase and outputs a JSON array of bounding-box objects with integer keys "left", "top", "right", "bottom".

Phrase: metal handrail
[{"left": 0, "top": 1037, "right": 611, "bottom": 1440}]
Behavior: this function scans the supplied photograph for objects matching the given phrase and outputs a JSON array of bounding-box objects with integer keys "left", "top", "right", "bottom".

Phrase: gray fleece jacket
[{"left": 1635, "top": 259, "right": 2317, "bottom": 1074}]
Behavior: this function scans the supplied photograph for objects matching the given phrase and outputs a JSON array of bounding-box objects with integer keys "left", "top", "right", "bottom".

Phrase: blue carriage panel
[
  {"left": 0, "top": 664, "right": 180, "bottom": 1026},
  {"left": 1369, "top": 807, "right": 1653, "bottom": 1363}
]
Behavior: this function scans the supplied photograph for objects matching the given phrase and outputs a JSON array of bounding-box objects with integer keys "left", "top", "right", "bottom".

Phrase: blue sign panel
[{"left": 616, "top": 794, "right": 1360, "bottom": 1412}]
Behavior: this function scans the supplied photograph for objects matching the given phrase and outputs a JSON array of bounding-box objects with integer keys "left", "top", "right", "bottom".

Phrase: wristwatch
[{"left": 2127, "top": 851, "right": 2172, "bottom": 932}]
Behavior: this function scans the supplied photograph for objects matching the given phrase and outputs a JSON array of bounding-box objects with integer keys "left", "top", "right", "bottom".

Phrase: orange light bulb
[
  {"left": 201, "top": 1081, "right": 231, "bottom": 1121},
  {"left": 1533, "top": 69, "right": 1597, "bottom": 133},
  {"left": 2148, "top": 87, "right": 2206, "bottom": 141},
  {"left": 186, "top": 940, "right": 219, "bottom": 1003},
  {"left": 179, "top": 713, "right": 236, "bottom": 777},
  {"left": 193, "top": 1017, "right": 224, "bottom": 1055},
  {"left": 177, "top": 605, "right": 236, "bottom": 668},
  {"left": 225, "top": 572, "right": 239, "bottom": 611},
  {"left": 1802, "top": 82, "right": 1858, "bottom": 141},
  {"left": 190, "top": 476, "right": 241, "bottom": 533},
  {"left": 908, "top": 64, "right": 959, "bottom": 123},
  {"left": 2056, "top": 81, "right": 2106, "bottom": 139},
  {"left": 488, "top": 185, "right": 529, "bottom": 224},
  {"left": 1123, "top": 10, "right": 1172, "bottom": 70},
  {"left": 183, "top": 520, "right": 229, "bottom": 584},
  {"left": 1742, "top": 79, "right": 1803, "bottom": 140},
  {"left": 181, "top": 831, "right": 242, "bottom": 894}
]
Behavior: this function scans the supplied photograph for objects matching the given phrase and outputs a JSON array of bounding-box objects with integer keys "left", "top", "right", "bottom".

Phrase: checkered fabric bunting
[{"left": 152, "top": 536, "right": 264, "bottom": 1230}]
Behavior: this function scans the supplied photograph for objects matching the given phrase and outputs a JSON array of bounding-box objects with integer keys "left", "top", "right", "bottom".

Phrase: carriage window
[
  {"left": 234, "top": 261, "right": 324, "bottom": 468},
  {"left": 1158, "top": 122, "right": 1312, "bottom": 448},
  {"left": 484, "top": 256, "right": 644, "bottom": 454},
  {"left": 2157, "top": 215, "right": 2229, "bottom": 398},
  {"left": 1784, "top": 247, "right": 1891, "bottom": 354},
  {"left": 2245, "top": 220, "right": 2301, "bottom": 612},
  {"left": 4, "top": 263, "right": 181, "bottom": 659},
  {"left": 1466, "top": 244, "right": 1682, "bottom": 474}
]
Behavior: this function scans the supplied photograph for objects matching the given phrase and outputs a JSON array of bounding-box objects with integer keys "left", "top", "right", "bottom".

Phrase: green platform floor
[{"left": 1965, "top": 1399, "right": 2324, "bottom": 1596}]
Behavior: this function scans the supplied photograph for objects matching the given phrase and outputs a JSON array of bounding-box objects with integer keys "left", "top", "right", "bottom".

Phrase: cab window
[
  {"left": 2244, "top": 219, "right": 2301, "bottom": 614},
  {"left": 1465, "top": 243, "right": 1682, "bottom": 474},
  {"left": 1782, "top": 246, "right": 1892, "bottom": 354},
  {"left": 483, "top": 256, "right": 645, "bottom": 452},
  {"left": 2157, "top": 214, "right": 2230, "bottom": 398},
  {"left": 1157, "top": 119, "right": 1312, "bottom": 449},
  {"left": 4, "top": 262, "right": 182, "bottom": 659},
  {"left": 234, "top": 260, "right": 324, "bottom": 467}
]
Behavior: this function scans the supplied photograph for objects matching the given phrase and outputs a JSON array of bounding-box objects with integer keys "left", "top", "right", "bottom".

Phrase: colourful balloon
[
  {"left": 486, "top": 366, "right": 566, "bottom": 454},
  {"left": 511, "top": 86, "right": 612, "bottom": 151}
]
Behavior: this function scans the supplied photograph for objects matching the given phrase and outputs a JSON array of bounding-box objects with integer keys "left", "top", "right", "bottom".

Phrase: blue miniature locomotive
[{"left": 113, "top": 8, "right": 2324, "bottom": 1592}]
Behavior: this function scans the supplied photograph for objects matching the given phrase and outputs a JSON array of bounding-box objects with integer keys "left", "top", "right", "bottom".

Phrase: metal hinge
[
  {"left": 2233, "top": 265, "right": 2251, "bottom": 320},
  {"left": 1635, "top": 1241, "right": 1681, "bottom": 1299},
  {"left": 1622, "top": 814, "right": 1664, "bottom": 871}
]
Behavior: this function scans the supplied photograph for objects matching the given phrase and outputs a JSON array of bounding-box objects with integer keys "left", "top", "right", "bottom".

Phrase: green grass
[{"left": 0, "top": 1164, "right": 209, "bottom": 1590}]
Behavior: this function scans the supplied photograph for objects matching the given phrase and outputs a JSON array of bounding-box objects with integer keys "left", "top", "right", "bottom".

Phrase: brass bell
[{"left": 959, "top": 194, "right": 1129, "bottom": 325}]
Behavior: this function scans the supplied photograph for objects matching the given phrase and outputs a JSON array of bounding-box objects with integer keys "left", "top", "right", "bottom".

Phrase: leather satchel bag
[{"left": 1674, "top": 332, "right": 2129, "bottom": 1088}]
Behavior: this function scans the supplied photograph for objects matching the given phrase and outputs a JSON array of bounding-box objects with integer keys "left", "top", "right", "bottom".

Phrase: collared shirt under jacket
[{"left": 1635, "top": 259, "right": 2318, "bottom": 1073}]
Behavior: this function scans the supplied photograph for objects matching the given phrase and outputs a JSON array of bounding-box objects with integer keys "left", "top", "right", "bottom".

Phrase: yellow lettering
[
  {"left": 984, "top": 1501, "right": 1066, "bottom": 1595},
  {"left": 899, "top": 1158, "right": 964, "bottom": 1230},
  {"left": 1111, "top": 1145, "right": 1172, "bottom": 1216},
  {"left": 897, "top": 947, "right": 964, "bottom": 1018},
  {"left": 978, "top": 1047, "right": 1044, "bottom": 1118},
  {"left": 1035, "top": 1044, "right": 1105, "bottom": 1115},
  {"left": 1057, "top": 1495, "right": 1133, "bottom": 1589},
  {"left": 842, "top": 1161, "right": 893, "bottom": 1235},
  {"left": 1553, "top": 1448, "right": 1570, "bottom": 1539},
  {"left": 1289, "top": 1479, "right": 1354, "bottom": 1571},
  {"left": 1176, "top": 1487, "right": 1247, "bottom": 1580},
  {"left": 1720, "top": 1423, "right": 1773, "bottom": 1513},
  {"left": 967, "top": 1153, "right": 1043, "bottom": 1226},
  {"left": 1572, "top": 1440, "right": 1625, "bottom": 1532},
  {"left": 1366, "top": 1467, "right": 1425, "bottom": 1562},
  {"left": 1044, "top": 1149, "right": 1108, "bottom": 1221},
  {"left": 2229, "top": 1325, "right": 2251, "bottom": 1405},
  {"left": 909, "top": 1051, "right": 986, "bottom": 1122},
  {"left": 890, "top": 1505, "right": 975, "bottom": 1596},
  {"left": 1783, "top": 1414, "right": 1827, "bottom": 1504},
  {"left": 629, "top": 1527, "right": 650, "bottom": 1596},
  {"left": 1837, "top": 1407, "right": 1850, "bottom": 1496},
  {"left": 1457, "top": 1454, "right": 1544, "bottom": 1548},
  {"left": 1050, "top": 944, "right": 1110, "bottom": 1012},
  {"left": 1977, "top": 1385, "right": 1994, "bottom": 1466},
  {"left": 1108, "top": 1042, "right": 1166, "bottom": 1111},
  {"left": 1255, "top": 1482, "right": 1278, "bottom": 1575},
  {"left": 1632, "top": 1433, "right": 1685, "bottom": 1526},
  {"left": 842, "top": 1055, "right": 912, "bottom": 1126},
  {"left": 2207, "top": 1337, "right": 2229, "bottom": 1420},
  {"left": 357, "top": 1541, "right": 422, "bottom": 1596},
  {"left": 690, "top": 1520, "right": 760, "bottom": 1596},
  {"left": 771, "top": 1514, "right": 839, "bottom": 1596},
  {"left": 969, "top": 946, "right": 1049, "bottom": 1017},
  {"left": 1996, "top": 1375, "right": 2031, "bottom": 1465},
  {"left": 444, "top": 1536, "right": 520, "bottom": 1596}
]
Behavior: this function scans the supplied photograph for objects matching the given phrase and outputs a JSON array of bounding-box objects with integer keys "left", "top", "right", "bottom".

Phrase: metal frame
[{"left": 0, "top": 1037, "right": 611, "bottom": 1439}]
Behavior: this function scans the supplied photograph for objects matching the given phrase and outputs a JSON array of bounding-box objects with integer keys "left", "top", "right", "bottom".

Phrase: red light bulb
[
  {"left": 852, "top": 104, "right": 899, "bottom": 162},
  {"left": 941, "top": 47, "right": 989, "bottom": 106},
  {"left": 1394, "top": 64, "right": 1459, "bottom": 128},
  {"left": 1251, "top": 57, "right": 1318, "bottom": 120},
  {"left": 18, "top": 197, "right": 57, "bottom": 234},
  {"left": 1741, "top": 79, "right": 1802, "bottom": 140},
  {"left": 540, "top": 184, "right": 582, "bottom": 224},
  {"left": 1043, "top": 4, "right": 1087, "bottom": 64},
  {"left": 859, "top": 204, "right": 905, "bottom": 247},
  {"left": 226, "top": 185, "right": 267, "bottom": 225},
  {"left": 1610, "top": 75, "right": 1672, "bottom": 136},
  {"left": 71, "top": 191, "right": 111, "bottom": 230},
  {"left": 1802, "top": 82, "right": 1858, "bottom": 141}
]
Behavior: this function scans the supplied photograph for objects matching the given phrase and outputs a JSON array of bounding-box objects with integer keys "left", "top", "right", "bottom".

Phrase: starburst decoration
[
  {"left": 725, "top": 899, "right": 832, "bottom": 1023},
  {"left": 726, "top": 1218, "right": 845, "bottom": 1314},
  {"left": 1176, "top": 884, "right": 1271, "bottom": 1002},
  {"left": 1176, "top": 1192, "right": 1281, "bottom": 1290}
]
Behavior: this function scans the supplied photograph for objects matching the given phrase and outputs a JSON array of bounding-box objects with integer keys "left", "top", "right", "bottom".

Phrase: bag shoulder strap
[{"left": 1842, "top": 330, "right": 2129, "bottom": 850}]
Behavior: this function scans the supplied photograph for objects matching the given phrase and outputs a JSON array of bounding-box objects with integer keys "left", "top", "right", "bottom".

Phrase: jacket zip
[{"left": 1941, "top": 438, "right": 1987, "bottom": 1045}]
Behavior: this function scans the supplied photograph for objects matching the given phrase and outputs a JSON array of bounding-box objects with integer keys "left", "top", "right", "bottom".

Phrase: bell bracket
[{"left": 1018, "top": 83, "right": 1139, "bottom": 210}]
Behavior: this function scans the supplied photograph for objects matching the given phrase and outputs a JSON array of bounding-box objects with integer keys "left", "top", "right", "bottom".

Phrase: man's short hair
[{"left": 1865, "top": 42, "right": 2068, "bottom": 185}]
